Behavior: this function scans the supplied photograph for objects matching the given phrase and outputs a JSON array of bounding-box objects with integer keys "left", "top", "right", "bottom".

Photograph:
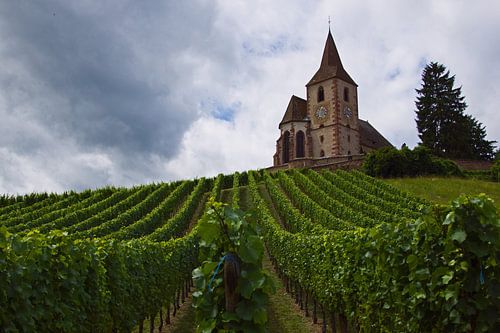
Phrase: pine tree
[{"left": 415, "top": 62, "right": 495, "bottom": 160}]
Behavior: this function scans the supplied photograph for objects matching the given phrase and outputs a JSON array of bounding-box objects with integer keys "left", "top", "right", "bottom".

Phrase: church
[{"left": 273, "top": 29, "right": 391, "bottom": 168}]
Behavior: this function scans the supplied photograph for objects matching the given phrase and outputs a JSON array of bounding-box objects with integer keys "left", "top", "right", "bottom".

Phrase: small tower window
[
  {"left": 347, "top": 135, "right": 350, "bottom": 143},
  {"left": 320, "top": 135, "right": 324, "bottom": 143},
  {"left": 320, "top": 150, "right": 325, "bottom": 157},
  {"left": 343, "top": 87, "right": 349, "bottom": 102},
  {"left": 317, "top": 86, "right": 324, "bottom": 102}
]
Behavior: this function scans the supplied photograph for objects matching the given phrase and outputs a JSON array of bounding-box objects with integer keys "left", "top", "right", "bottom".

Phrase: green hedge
[{"left": 363, "top": 146, "right": 463, "bottom": 178}]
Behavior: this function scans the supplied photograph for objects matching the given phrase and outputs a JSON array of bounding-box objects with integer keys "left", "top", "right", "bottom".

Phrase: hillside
[
  {"left": 1, "top": 169, "right": 499, "bottom": 332},
  {"left": 385, "top": 176, "right": 500, "bottom": 209}
]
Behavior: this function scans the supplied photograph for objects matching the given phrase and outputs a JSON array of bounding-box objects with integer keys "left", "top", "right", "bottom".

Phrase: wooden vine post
[{"left": 224, "top": 252, "right": 241, "bottom": 312}]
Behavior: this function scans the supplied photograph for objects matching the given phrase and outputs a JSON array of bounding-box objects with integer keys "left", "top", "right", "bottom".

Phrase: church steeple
[{"left": 307, "top": 30, "right": 357, "bottom": 86}]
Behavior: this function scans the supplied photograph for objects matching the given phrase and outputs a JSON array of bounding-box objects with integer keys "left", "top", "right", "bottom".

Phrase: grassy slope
[{"left": 385, "top": 177, "right": 500, "bottom": 208}]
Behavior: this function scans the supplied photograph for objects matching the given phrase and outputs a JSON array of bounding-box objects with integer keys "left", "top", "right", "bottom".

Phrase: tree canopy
[{"left": 415, "top": 62, "right": 496, "bottom": 160}]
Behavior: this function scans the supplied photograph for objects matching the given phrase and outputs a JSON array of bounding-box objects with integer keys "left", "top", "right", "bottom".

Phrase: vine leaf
[
  {"left": 451, "top": 230, "right": 466, "bottom": 243},
  {"left": 239, "top": 235, "right": 263, "bottom": 264}
]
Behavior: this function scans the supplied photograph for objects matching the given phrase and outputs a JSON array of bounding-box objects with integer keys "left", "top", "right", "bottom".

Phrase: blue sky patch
[{"left": 201, "top": 99, "right": 241, "bottom": 122}]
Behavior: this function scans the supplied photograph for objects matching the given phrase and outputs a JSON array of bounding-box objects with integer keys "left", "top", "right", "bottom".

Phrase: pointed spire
[
  {"left": 307, "top": 29, "right": 357, "bottom": 86},
  {"left": 321, "top": 29, "right": 343, "bottom": 68}
]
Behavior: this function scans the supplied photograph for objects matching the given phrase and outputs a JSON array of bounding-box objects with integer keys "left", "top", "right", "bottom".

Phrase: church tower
[
  {"left": 306, "top": 29, "right": 360, "bottom": 157},
  {"left": 273, "top": 28, "right": 391, "bottom": 167}
]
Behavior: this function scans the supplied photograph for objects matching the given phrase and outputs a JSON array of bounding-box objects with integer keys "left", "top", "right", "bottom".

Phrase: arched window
[
  {"left": 343, "top": 87, "right": 349, "bottom": 102},
  {"left": 283, "top": 131, "right": 290, "bottom": 163},
  {"left": 296, "top": 131, "right": 305, "bottom": 158},
  {"left": 317, "top": 86, "right": 324, "bottom": 102},
  {"left": 320, "top": 150, "right": 325, "bottom": 157}
]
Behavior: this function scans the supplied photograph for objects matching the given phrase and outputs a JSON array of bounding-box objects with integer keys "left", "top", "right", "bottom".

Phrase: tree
[{"left": 415, "top": 62, "right": 496, "bottom": 160}]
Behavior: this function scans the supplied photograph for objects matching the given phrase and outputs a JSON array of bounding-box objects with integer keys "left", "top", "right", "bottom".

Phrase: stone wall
[{"left": 267, "top": 154, "right": 365, "bottom": 173}]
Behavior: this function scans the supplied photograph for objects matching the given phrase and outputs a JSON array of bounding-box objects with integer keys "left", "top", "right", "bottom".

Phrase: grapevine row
[
  {"left": 275, "top": 171, "right": 355, "bottom": 231},
  {"left": 2, "top": 190, "right": 94, "bottom": 228},
  {"left": 146, "top": 177, "right": 209, "bottom": 242},
  {"left": 0, "top": 195, "right": 60, "bottom": 221},
  {"left": 250, "top": 171, "right": 499, "bottom": 332},
  {"left": 0, "top": 192, "right": 60, "bottom": 215},
  {"left": 0, "top": 225, "right": 198, "bottom": 332},
  {"left": 323, "top": 170, "right": 422, "bottom": 219},
  {"left": 37, "top": 188, "right": 132, "bottom": 233},
  {"left": 70, "top": 182, "right": 176, "bottom": 239},
  {"left": 263, "top": 171, "right": 328, "bottom": 234},
  {"left": 9, "top": 189, "right": 114, "bottom": 233},
  {"left": 289, "top": 170, "right": 378, "bottom": 227},
  {"left": 338, "top": 170, "right": 426, "bottom": 210},
  {"left": 107, "top": 180, "right": 196, "bottom": 241},
  {"left": 304, "top": 169, "right": 408, "bottom": 224},
  {"left": 231, "top": 172, "right": 240, "bottom": 209},
  {"left": 63, "top": 186, "right": 149, "bottom": 234}
]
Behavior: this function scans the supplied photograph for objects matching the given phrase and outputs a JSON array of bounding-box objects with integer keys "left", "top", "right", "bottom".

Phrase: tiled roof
[
  {"left": 359, "top": 119, "right": 392, "bottom": 149},
  {"left": 307, "top": 30, "right": 357, "bottom": 87},
  {"left": 279, "top": 95, "right": 308, "bottom": 125}
]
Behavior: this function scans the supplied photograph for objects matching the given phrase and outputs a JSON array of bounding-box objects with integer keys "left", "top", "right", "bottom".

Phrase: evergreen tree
[{"left": 415, "top": 62, "right": 495, "bottom": 160}]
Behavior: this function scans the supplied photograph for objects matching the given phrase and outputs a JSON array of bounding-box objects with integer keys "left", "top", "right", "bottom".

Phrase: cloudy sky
[{"left": 0, "top": 0, "right": 499, "bottom": 194}]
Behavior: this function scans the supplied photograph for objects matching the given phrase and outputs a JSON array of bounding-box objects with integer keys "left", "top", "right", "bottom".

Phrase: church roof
[
  {"left": 279, "top": 95, "right": 308, "bottom": 126},
  {"left": 307, "top": 30, "right": 357, "bottom": 87},
  {"left": 359, "top": 119, "right": 393, "bottom": 150}
]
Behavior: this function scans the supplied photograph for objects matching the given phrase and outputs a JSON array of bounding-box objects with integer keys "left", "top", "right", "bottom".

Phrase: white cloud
[{"left": 0, "top": 0, "right": 499, "bottom": 193}]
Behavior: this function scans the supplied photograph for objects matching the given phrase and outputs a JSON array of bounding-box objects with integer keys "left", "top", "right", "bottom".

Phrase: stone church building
[{"left": 273, "top": 29, "right": 391, "bottom": 168}]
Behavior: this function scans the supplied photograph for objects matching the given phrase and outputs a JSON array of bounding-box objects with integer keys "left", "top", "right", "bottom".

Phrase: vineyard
[{"left": 1, "top": 169, "right": 499, "bottom": 332}]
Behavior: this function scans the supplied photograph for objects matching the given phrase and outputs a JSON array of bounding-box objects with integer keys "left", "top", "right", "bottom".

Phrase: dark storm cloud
[{"left": 0, "top": 1, "right": 214, "bottom": 157}]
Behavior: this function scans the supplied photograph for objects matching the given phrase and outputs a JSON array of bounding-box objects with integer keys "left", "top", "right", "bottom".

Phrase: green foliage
[
  {"left": 192, "top": 200, "right": 275, "bottom": 332},
  {"left": 145, "top": 178, "right": 208, "bottom": 242},
  {"left": 249, "top": 171, "right": 500, "bottom": 332},
  {"left": 363, "top": 145, "right": 463, "bottom": 178},
  {"left": 106, "top": 180, "right": 196, "bottom": 241},
  {"left": 1, "top": 168, "right": 499, "bottom": 332},
  {"left": 0, "top": 227, "right": 198, "bottom": 332},
  {"left": 231, "top": 172, "right": 240, "bottom": 209},
  {"left": 415, "top": 62, "right": 496, "bottom": 160}
]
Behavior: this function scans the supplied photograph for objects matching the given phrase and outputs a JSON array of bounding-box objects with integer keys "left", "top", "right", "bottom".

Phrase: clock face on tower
[
  {"left": 343, "top": 106, "right": 352, "bottom": 118},
  {"left": 315, "top": 106, "right": 328, "bottom": 120}
]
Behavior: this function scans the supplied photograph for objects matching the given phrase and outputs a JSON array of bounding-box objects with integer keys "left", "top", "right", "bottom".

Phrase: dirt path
[
  {"left": 219, "top": 188, "right": 233, "bottom": 205},
  {"left": 131, "top": 295, "right": 195, "bottom": 333},
  {"left": 241, "top": 185, "right": 325, "bottom": 332},
  {"left": 185, "top": 193, "right": 208, "bottom": 234},
  {"left": 263, "top": 250, "right": 323, "bottom": 333}
]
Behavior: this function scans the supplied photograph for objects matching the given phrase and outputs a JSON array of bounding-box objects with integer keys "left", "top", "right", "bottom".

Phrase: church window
[
  {"left": 320, "top": 150, "right": 325, "bottom": 157},
  {"left": 296, "top": 131, "right": 305, "bottom": 158},
  {"left": 317, "top": 86, "right": 324, "bottom": 102},
  {"left": 348, "top": 150, "right": 351, "bottom": 155},
  {"left": 283, "top": 131, "right": 290, "bottom": 163},
  {"left": 320, "top": 135, "right": 324, "bottom": 143},
  {"left": 344, "top": 87, "right": 349, "bottom": 102},
  {"left": 347, "top": 135, "right": 350, "bottom": 143}
]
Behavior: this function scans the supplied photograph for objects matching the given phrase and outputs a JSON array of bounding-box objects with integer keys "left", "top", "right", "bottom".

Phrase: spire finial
[{"left": 328, "top": 16, "right": 331, "bottom": 31}]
